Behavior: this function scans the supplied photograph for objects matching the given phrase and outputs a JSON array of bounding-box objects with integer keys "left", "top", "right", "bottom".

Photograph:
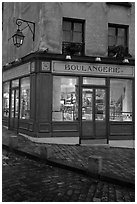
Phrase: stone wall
[{"left": 2, "top": 2, "right": 135, "bottom": 65}]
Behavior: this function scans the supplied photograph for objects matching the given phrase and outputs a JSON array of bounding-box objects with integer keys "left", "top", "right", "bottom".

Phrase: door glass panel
[
  {"left": 11, "top": 90, "right": 15, "bottom": 118},
  {"left": 95, "top": 89, "right": 106, "bottom": 121},
  {"left": 15, "top": 90, "right": 19, "bottom": 118},
  {"left": 11, "top": 89, "right": 19, "bottom": 118},
  {"left": 82, "top": 88, "right": 93, "bottom": 120}
]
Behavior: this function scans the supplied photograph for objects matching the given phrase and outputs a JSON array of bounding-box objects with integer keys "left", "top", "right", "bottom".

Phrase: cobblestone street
[{"left": 2, "top": 149, "right": 135, "bottom": 202}]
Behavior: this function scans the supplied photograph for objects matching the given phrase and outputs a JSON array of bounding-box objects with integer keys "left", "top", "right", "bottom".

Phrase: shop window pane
[
  {"left": 52, "top": 76, "right": 78, "bottom": 121},
  {"left": 83, "top": 77, "right": 106, "bottom": 85},
  {"left": 110, "top": 79, "right": 132, "bottom": 121},
  {"left": 3, "top": 82, "right": 10, "bottom": 117},
  {"left": 20, "top": 77, "right": 30, "bottom": 119},
  {"left": 12, "top": 79, "right": 19, "bottom": 87}
]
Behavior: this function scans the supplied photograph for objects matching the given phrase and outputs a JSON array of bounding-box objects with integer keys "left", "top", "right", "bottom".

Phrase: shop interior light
[
  {"left": 122, "top": 58, "right": 129, "bottom": 63},
  {"left": 95, "top": 57, "right": 101, "bottom": 62},
  {"left": 66, "top": 55, "right": 71, "bottom": 60}
]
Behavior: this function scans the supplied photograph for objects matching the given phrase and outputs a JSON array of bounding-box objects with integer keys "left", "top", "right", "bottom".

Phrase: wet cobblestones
[{"left": 2, "top": 149, "right": 135, "bottom": 202}]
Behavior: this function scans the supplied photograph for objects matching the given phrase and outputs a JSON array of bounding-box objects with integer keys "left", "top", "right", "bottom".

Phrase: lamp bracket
[{"left": 16, "top": 18, "right": 35, "bottom": 41}]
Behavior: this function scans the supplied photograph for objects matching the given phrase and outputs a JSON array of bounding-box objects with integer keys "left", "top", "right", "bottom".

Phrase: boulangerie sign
[{"left": 52, "top": 61, "right": 134, "bottom": 77}]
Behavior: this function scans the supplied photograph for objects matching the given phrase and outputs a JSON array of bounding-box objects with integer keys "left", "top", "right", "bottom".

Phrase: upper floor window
[
  {"left": 62, "top": 18, "right": 85, "bottom": 56},
  {"left": 108, "top": 24, "right": 129, "bottom": 58},
  {"left": 106, "top": 2, "right": 132, "bottom": 8}
]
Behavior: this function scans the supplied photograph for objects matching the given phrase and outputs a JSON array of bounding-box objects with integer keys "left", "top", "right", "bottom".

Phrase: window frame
[
  {"left": 62, "top": 17, "right": 85, "bottom": 43},
  {"left": 108, "top": 23, "right": 129, "bottom": 56},
  {"left": 62, "top": 17, "right": 85, "bottom": 56}
]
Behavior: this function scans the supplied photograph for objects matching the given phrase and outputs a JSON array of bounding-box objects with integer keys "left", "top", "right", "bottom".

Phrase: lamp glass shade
[{"left": 12, "top": 29, "right": 25, "bottom": 48}]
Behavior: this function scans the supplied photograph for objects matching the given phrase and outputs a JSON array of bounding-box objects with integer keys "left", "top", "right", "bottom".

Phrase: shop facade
[{"left": 2, "top": 53, "right": 135, "bottom": 144}]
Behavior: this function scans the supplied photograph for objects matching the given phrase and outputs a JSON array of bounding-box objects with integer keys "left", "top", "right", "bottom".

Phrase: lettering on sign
[
  {"left": 64, "top": 64, "right": 121, "bottom": 73},
  {"left": 52, "top": 61, "right": 134, "bottom": 77}
]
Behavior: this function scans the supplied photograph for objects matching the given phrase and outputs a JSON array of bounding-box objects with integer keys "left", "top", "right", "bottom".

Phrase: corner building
[{"left": 2, "top": 2, "right": 135, "bottom": 145}]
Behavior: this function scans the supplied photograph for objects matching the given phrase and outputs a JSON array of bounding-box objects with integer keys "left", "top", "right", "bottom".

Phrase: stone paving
[
  {"left": 2, "top": 127, "right": 135, "bottom": 186},
  {"left": 2, "top": 149, "right": 135, "bottom": 202}
]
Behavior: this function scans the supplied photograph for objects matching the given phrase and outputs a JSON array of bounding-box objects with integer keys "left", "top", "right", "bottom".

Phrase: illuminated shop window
[
  {"left": 82, "top": 88, "right": 93, "bottom": 120},
  {"left": 110, "top": 79, "right": 132, "bottom": 121},
  {"left": 52, "top": 76, "right": 78, "bottom": 121},
  {"left": 3, "top": 82, "right": 10, "bottom": 117},
  {"left": 20, "top": 77, "right": 30, "bottom": 119}
]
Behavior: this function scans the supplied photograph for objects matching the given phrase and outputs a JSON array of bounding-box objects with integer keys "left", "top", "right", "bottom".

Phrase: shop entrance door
[
  {"left": 9, "top": 88, "right": 19, "bottom": 130},
  {"left": 82, "top": 87, "right": 107, "bottom": 139}
]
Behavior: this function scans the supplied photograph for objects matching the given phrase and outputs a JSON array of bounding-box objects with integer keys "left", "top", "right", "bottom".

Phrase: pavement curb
[{"left": 3, "top": 144, "right": 135, "bottom": 189}]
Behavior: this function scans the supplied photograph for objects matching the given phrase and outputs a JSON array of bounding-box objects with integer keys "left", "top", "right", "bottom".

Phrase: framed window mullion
[{"left": 71, "top": 22, "right": 74, "bottom": 42}]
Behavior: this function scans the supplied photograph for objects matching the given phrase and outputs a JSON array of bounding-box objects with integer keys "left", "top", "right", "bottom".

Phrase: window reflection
[
  {"left": 11, "top": 89, "right": 19, "bottom": 118},
  {"left": 95, "top": 89, "right": 106, "bottom": 120},
  {"left": 20, "top": 77, "right": 30, "bottom": 119},
  {"left": 3, "top": 82, "right": 10, "bottom": 117},
  {"left": 52, "top": 76, "right": 78, "bottom": 121},
  {"left": 82, "top": 89, "right": 93, "bottom": 120},
  {"left": 110, "top": 79, "right": 132, "bottom": 121}
]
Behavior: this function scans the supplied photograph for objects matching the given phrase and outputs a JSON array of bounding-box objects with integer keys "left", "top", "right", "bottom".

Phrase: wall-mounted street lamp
[{"left": 11, "top": 18, "right": 35, "bottom": 48}]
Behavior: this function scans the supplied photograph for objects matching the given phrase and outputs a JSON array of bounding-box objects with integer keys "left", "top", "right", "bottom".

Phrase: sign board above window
[
  {"left": 3, "top": 63, "right": 30, "bottom": 82},
  {"left": 52, "top": 61, "right": 134, "bottom": 77}
]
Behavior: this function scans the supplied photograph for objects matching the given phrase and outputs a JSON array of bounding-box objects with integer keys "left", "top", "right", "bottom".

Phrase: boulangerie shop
[{"left": 2, "top": 53, "right": 135, "bottom": 144}]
